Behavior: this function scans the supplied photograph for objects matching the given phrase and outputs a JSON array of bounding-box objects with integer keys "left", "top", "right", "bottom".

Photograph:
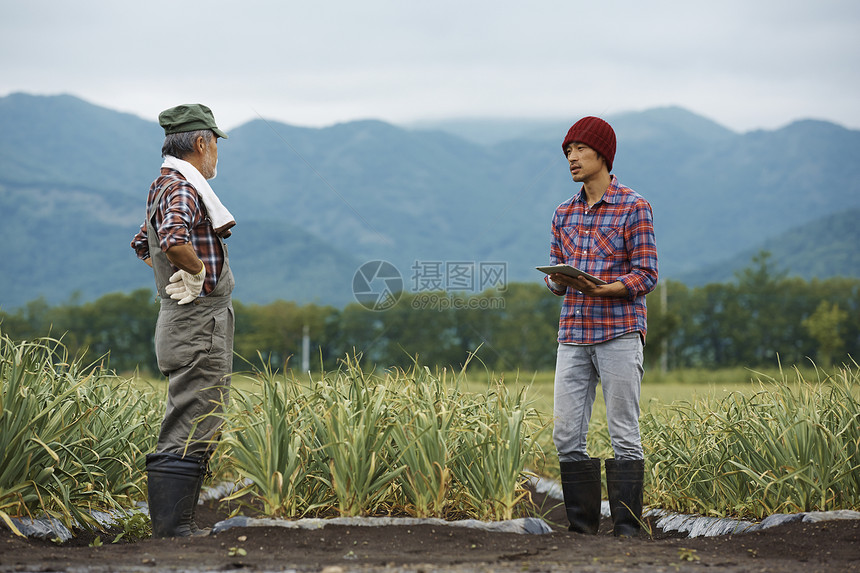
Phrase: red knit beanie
[{"left": 562, "top": 116, "right": 617, "bottom": 172}]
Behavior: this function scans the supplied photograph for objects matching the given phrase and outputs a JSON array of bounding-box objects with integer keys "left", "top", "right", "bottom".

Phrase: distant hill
[
  {"left": 1, "top": 93, "right": 859, "bottom": 309},
  {"left": 0, "top": 93, "right": 359, "bottom": 308},
  {"left": 412, "top": 106, "right": 737, "bottom": 146},
  {"left": 678, "top": 208, "right": 860, "bottom": 285}
]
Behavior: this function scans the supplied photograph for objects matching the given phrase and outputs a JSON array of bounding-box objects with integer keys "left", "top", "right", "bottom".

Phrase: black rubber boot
[
  {"left": 187, "top": 454, "right": 212, "bottom": 535},
  {"left": 559, "top": 458, "right": 602, "bottom": 534},
  {"left": 145, "top": 452, "right": 208, "bottom": 538},
  {"left": 605, "top": 458, "right": 645, "bottom": 537}
]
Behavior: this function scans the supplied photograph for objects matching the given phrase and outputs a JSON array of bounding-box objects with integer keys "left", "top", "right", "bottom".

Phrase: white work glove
[{"left": 165, "top": 265, "right": 206, "bottom": 305}]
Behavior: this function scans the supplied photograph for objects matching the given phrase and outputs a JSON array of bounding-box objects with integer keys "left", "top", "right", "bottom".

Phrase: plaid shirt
[
  {"left": 131, "top": 168, "right": 223, "bottom": 295},
  {"left": 546, "top": 175, "right": 658, "bottom": 344}
]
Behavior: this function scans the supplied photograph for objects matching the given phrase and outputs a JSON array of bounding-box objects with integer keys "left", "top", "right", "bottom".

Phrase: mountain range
[{"left": 1, "top": 93, "right": 859, "bottom": 310}]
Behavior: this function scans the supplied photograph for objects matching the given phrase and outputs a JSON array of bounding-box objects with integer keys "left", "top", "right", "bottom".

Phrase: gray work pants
[
  {"left": 552, "top": 333, "right": 644, "bottom": 461},
  {"left": 154, "top": 298, "right": 233, "bottom": 457}
]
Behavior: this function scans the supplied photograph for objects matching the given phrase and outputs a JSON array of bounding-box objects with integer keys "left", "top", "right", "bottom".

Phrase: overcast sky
[{"left": 2, "top": 0, "right": 858, "bottom": 133}]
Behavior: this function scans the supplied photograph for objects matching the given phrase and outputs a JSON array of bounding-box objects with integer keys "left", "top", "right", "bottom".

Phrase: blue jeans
[{"left": 553, "top": 333, "right": 644, "bottom": 461}]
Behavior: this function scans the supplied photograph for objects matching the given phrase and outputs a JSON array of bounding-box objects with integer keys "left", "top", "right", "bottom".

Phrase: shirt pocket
[
  {"left": 559, "top": 225, "right": 584, "bottom": 257},
  {"left": 594, "top": 226, "right": 624, "bottom": 258}
]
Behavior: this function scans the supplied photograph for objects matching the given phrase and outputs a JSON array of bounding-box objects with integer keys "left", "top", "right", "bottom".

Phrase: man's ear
[{"left": 196, "top": 136, "right": 207, "bottom": 153}]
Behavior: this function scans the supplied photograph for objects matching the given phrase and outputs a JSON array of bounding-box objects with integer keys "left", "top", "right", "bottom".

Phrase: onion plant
[
  {"left": 0, "top": 332, "right": 158, "bottom": 536},
  {"left": 387, "top": 365, "right": 458, "bottom": 518},
  {"left": 449, "top": 381, "right": 547, "bottom": 521},
  {"left": 643, "top": 361, "right": 860, "bottom": 519},
  {"left": 217, "top": 361, "right": 320, "bottom": 517},
  {"left": 9, "top": 325, "right": 858, "bottom": 533},
  {"left": 217, "top": 355, "right": 546, "bottom": 521},
  {"left": 306, "top": 356, "right": 405, "bottom": 516}
]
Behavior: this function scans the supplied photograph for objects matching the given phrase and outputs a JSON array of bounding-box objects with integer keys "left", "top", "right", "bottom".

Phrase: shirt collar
[{"left": 575, "top": 174, "right": 620, "bottom": 206}]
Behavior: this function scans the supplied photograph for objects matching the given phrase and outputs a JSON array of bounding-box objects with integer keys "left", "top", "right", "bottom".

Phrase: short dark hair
[{"left": 161, "top": 129, "right": 215, "bottom": 159}]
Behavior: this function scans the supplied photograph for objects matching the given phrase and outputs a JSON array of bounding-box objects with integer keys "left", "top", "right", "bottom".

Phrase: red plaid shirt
[
  {"left": 131, "top": 168, "right": 223, "bottom": 295},
  {"left": 546, "top": 175, "right": 658, "bottom": 344}
]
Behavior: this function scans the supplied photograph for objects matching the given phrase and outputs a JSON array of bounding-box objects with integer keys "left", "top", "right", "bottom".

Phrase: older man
[
  {"left": 545, "top": 116, "right": 658, "bottom": 537},
  {"left": 131, "top": 104, "right": 236, "bottom": 537}
]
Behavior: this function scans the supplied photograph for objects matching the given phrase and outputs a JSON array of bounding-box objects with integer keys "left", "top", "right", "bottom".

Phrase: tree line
[{"left": 2, "top": 253, "right": 857, "bottom": 375}]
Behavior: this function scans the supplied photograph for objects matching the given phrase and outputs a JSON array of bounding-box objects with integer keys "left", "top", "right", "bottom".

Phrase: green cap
[{"left": 158, "top": 103, "right": 228, "bottom": 139}]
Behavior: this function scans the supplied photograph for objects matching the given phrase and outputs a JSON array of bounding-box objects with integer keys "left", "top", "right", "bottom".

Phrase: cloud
[{"left": 2, "top": 0, "right": 859, "bottom": 132}]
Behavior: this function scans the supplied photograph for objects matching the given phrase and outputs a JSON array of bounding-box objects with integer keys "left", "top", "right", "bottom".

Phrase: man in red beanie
[{"left": 544, "top": 116, "right": 658, "bottom": 537}]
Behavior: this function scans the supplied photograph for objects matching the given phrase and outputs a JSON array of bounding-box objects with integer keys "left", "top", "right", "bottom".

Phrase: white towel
[{"left": 162, "top": 155, "right": 236, "bottom": 236}]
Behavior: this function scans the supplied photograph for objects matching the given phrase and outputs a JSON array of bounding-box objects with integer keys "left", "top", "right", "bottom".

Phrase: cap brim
[{"left": 213, "top": 127, "right": 228, "bottom": 139}]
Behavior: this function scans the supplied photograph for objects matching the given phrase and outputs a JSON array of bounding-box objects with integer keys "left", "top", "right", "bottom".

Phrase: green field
[
  {"left": 141, "top": 363, "right": 846, "bottom": 471},
  {"left": 7, "top": 335, "right": 854, "bottom": 538},
  {"left": 458, "top": 363, "right": 832, "bottom": 422},
  {"left": 145, "top": 363, "right": 824, "bottom": 410}
]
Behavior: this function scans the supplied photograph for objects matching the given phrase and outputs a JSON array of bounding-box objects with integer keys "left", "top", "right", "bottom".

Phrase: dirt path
[{"left": 2, "top": 494, "right": 858, "bottom": 572}]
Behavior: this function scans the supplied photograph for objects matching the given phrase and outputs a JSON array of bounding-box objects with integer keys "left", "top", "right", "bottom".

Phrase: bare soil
[{"left": 1, "top": 491, "right": 858, "bottom": 573}]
